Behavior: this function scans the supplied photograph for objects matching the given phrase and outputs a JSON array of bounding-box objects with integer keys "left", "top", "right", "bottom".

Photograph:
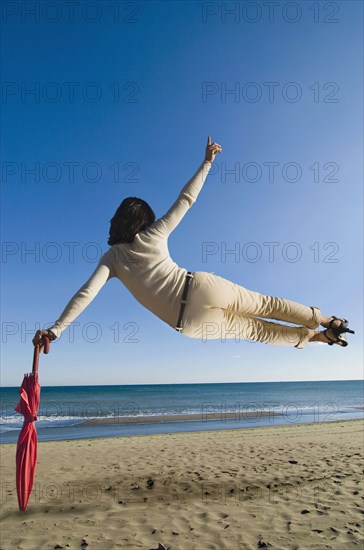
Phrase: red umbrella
[{"left": 15, "top": 336, "right": 50, "bottom": 511}]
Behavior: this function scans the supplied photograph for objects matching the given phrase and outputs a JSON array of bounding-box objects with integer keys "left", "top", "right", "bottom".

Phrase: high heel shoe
[{"left": 323, "top": 316, "right": 355, "bottom": 347}]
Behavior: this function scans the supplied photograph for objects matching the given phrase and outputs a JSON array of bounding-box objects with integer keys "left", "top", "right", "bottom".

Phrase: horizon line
[{"left": 1, "top": 378, "right": 363, "bottom": 389}]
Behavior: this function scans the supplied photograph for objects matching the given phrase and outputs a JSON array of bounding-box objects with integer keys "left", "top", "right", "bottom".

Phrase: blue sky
[{"left": 1, "top": 0, "right": 363, "bottom": 386}]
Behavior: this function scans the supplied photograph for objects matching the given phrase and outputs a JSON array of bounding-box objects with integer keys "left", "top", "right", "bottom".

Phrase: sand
[
  {"left": 0, "top": 419, "right": 363, "bottom": 550},
  {"left": 82, "top": 410, "right": 281, "bottom": 426}
]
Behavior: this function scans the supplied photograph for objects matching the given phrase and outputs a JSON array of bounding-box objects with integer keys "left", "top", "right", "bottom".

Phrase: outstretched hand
[
  {"left": 32, "top": 329, "right": 56, "bottom": 351},
  {"left": 204, "top": 135, "right": 222, "bottom": 163}
]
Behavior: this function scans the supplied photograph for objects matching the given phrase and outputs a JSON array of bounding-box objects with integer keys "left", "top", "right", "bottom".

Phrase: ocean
[{"left": 1, "top": 380, "right": 363, "bottom": 443}]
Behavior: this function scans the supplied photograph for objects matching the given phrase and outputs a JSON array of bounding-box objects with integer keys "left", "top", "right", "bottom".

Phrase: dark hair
[{"left": 108, "top": 197, "right": 156, "bottom": 245}]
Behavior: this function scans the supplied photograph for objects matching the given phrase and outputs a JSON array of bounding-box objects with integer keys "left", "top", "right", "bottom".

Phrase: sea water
[{"left": 1, "top": 380, "right": 363, "bottom": 443}]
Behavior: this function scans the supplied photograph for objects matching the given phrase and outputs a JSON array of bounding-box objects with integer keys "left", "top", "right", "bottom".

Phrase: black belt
[{"left": 175, "top": 271, "right": 194, "bottom": 332}]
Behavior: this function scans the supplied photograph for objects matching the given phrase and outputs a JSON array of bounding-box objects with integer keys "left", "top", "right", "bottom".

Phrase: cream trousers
[{"left": 180, "top": 271, "right": 322, "bottom": 349}]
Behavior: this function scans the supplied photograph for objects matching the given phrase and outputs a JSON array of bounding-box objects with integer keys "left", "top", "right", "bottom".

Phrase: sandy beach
[
  {"left": 1, "top": 419, "right": 363, "bottom": 550},
  {"left": 81, "top": 410, "right": 281, "bottom": 426}
]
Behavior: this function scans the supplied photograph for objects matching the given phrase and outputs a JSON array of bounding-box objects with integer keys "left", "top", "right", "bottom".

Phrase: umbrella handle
[{"left": 32, "top": 336, "right": 50, "bottom": 374}]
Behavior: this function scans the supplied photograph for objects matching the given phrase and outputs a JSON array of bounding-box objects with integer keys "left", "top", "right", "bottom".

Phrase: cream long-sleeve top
[{"left": 48, "top": 160, "right": 212, "bottom": 338}]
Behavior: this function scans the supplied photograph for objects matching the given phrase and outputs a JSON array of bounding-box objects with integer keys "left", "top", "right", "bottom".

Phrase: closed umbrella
[{"left": 15, "top": 336, "right": 50, "bottom": 511}]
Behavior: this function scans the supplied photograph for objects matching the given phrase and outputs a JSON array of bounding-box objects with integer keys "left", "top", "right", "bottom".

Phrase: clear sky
[{"left": 1, "top": 0, "right": 363, "bottom": 386}]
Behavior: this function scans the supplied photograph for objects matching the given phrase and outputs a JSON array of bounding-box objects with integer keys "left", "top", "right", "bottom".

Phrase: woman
[{"left": 33, "top": 136, "right": 354, "bottom": 350}]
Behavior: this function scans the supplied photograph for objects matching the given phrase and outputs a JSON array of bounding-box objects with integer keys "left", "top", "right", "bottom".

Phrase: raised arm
[
  {"left": 151, "top": 136, "right": 222, "bottom": 237},
  {"left": 33, "top": 253, "right": 114, "bottom": 345}
]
